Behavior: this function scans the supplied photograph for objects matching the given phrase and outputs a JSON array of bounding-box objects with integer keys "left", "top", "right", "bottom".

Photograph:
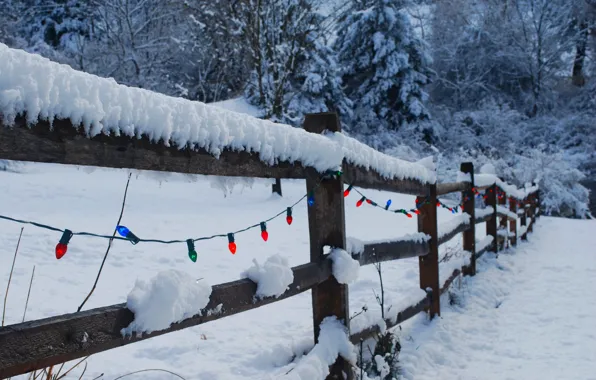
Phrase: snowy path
[{"left": 400, "top": 217, "right": 596, "bottom": 380}]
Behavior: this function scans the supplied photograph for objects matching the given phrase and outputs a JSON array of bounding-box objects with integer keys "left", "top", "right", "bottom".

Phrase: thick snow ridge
[{"left": 0, "top": 44, "right": 435, "bottom": 184}]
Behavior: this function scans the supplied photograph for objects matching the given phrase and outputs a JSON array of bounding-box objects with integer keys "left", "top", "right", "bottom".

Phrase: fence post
[
  {"left": 497, "top": 188, "right": 508, "bottom": 249},
  {"left": 486, "top": 184, "right": 498, "bottom": 252},
  {"left": 520, "top": 198, "right": 528, "bottom": 241},
  {"left": 418, "top": 184, "right": 440, "bottom": 317},
  {"left": 509, "top": 196, "right": 517, "bottom": 247},
  {"left": 527, "top": 192, "right": 535, "bottom": 234},
  {"left": 303, "top": 113, "right": 352, "bottom": 380},
  {"left": 461, "top": 162, "right": 476, "bottom": 276},
  {"left": 272, "top": 178, "right": 282, "bottom": 196}
]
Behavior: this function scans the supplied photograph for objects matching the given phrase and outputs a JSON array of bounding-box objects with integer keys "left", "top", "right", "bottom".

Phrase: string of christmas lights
[
  {"left": 344, "top": 184, "right": 462, "bottom": 217},
  {"left": 0, "top": 170, "right": 345, "bottom": 262},
  {"left": 3, "top": 172, "right": 528, "bottom": 263}
]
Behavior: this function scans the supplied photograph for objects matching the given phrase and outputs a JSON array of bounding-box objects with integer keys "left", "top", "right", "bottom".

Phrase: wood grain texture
[
  {"left": 354, "top": 240, "right": 430, "bottom": 266},
  {"left": 417, "top": 185, "right": 440, "bottom": 317},
  {"left": 0, "top": 260, "right": 331, "bottom": 378},
  {"left": 342, "top": 163, "right": 431, "bottom": 197},
  {"left": 303, "top": 113, "right": 352, "bottom": 380},
  {"left": 438, "top": 222, "right": 471, "bottom": 246},
  {"left": 0, "top": 114, "right": 430, "bottom": 196},
  {"left": 461, "top": 162, "right": 476, "bottom": 276},
  {"left": 0, "top": 115, "right": 308, "bottom": 179},
  {"left": 436, "top": 181, "right": 470, "bottom": 196}
]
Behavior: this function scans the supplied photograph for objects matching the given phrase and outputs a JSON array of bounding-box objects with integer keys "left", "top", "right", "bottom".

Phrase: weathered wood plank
[
  {"left": 303, "top": 113, "right": 352, "bottom": 380},
  {"left": 0, "top": 260, "right": 331, "bottom": 378},
  {"left": 475, "top": 212, "right": 493, "bottom": 225},
  {"left": 0, "top": 115, "right": 430, "bottom": 196},
  {"left": 349, "top": 295, "right": 430, "bottom": 344},
  {"left": 440, "top": 268, "right": 462, "bottom": 296},
  {"left": 0, "top": 115, "right": 308, "bottom": 179},
  {"left": 343, "top": 163, "right": 430, "bottom": 197},
  {"left": 475, "top": 244, "right": 491, "bottom": 260},
  {"left": 486, "top": 185, "right": 498, "bottom": 253},
  {"left": 418, "top": 185, "right": 440, "bottom": 317},
  {"left": 438, "top": 222, "right": 471, "bottom": 246},
  {"left": 436, "top": 181, "right": 470, "bottom": 196},
  {"left": 509, "top": 196, "right": 517, "bottom": 246},
  {"left": 496, "top": 211, "right": 516, "bottom": 222},
  {"left": 461, "top": 162, "right": 476, "bottom": 276},
  {"left": 354, "top": 240, "right": 429, "bottom": 266}
]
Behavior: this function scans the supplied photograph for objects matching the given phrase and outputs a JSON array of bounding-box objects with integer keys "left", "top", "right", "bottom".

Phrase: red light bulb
[
  {"left": 356, "top": 197, "right": 365, "bottom": 207},
  {"left": 286, "top": 215, "right": 293, "bottom": 225},
  {"left": 406, "top": 213, "right": 412, "bottom": 218},
  {"left": 414, "top": 209, "right": 421, "bottom": 215},
  {"left": 366, "top": 199, "right": 372, "bottom": 204},
  {"left": 229, "top": 242, "right": 237, "bottom": 254},
  {"left": 436, "top": 201, "right": 441, "bottom": 207},
  {"left": 261, "top": 230, "right": 268, "bottom": 241},
  {"left": 55, "top": 243, "right": 68, "bottom": 259}
]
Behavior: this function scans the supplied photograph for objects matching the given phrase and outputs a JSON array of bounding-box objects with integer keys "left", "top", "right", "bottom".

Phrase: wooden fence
[{"left": 0, "top": 112, "right": 540, "bottom": 379}]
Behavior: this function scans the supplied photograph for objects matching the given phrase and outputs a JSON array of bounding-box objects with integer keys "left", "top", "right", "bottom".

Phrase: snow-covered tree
[
  {"left": 244, "top": 0, "right": 349, "bottom": 125},
  {"left": 284, "top": 33, "right": 352, "bottom": 125},
  {"left": 335, "top": 0, "right": 432, "bottom": 132}
]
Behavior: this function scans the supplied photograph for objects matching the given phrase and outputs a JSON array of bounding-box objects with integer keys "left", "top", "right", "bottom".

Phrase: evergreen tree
[
  {"left": 335, "top": 0, "right": 431, "bottom": 132},
  {"left": 284, "top": 32, "right": 353, "bottom": 125}
]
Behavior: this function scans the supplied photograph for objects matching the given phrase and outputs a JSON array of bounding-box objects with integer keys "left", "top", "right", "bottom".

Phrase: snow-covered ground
[
  {"left": 1, "top": 163, "right": 593, "bottom": 379},
  {"left": 399, "top": 216, "right": 596, "bottom": 380}
]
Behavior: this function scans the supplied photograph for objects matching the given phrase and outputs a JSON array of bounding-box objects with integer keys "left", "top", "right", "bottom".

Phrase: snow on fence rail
[{"left": 0, "top": 45, "right": 541, "bottom": 379}]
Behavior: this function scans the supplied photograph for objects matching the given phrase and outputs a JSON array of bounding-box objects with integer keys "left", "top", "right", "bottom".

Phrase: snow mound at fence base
[{"left": 0, "top": 43, "right": 435, "bottom": 184}]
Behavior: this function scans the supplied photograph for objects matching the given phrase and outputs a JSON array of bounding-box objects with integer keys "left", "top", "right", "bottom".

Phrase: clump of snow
[
  {"left": 480, "top": 163, "right": 496, "bottom": 175},
  {"left": 122, "top": 270, "right": 212, "bottom": 335},
  {"left": 456, "top": 171, "right": 472, "bottom": 182},
  {"left": 346, "top": 237, "right": 365, "bottom": 255},
  {"left": 0, "top": 43, "right": 436, "bottom": 184},
  {"left": 438, "top": 213, "right": 471, "bottom": 239},
  {"left": 329, "top": 248, "right": 360, "bottom": 284},
  {"left": 416, "top": 156, "right": 436, "bottom": 172},
  {"left": 475, "top": 207, "right": 495, "bottom": 219},
  {"left": 374, "top": 355, "right": 391, "bottom": 379},
  {"left": 476, "top": 236, "right": 494, "bottom": 253},
  {"left": 285, "top": 317, "right": 356, "bottom": 380},
  {"left": 439, "top": 250, "right": 471, "bottom": 286},
  {"left": 242, "top": 255, "right": 294, "bottom": 299},
  {"left": 496, "top": 205, "right": 517, "bottom": 220},
  {"left": 350, "top": 307, "right": 387, "bottom": 336}
]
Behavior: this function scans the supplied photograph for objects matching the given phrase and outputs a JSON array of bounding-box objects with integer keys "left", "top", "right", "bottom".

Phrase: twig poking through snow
[
  {"left": 22, "top": 265, "right": 35, "bottom": 322},
  {"left": 77, "top": 173, "right": 132, "bottom": 312},
  {"left": 2, "top": 226, "right": 23, "bottom": 326},
  {"left": 112, "top": 369, "right": 186, "bottom": 380}
]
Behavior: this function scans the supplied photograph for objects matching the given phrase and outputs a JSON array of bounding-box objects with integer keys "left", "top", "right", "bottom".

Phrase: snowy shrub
[{"left": 358, "top": 330, "right": 401, "bottom": 380}]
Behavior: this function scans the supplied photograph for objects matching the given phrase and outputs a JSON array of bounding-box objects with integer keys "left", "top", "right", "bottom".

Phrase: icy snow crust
[{"left": 0, "top": 44, "right": 435, "bottom": 184}]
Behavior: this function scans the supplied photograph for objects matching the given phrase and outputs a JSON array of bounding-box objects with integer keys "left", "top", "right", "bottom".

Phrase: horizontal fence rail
[
  {"left": 352, "top": 240, "right": 430, "bottom": 266},
  {"left": 0, "top": 110, "right": 541, "bottom": 379},
  {"left": 0, "top": 260, "right": 332, "bottom": 378}
]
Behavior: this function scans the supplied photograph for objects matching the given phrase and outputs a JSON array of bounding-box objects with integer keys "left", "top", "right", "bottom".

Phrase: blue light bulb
[
  {"left": 386, "top": 199, "right": 392, "bottom": 207},
  {"left": 116, "top": 225, "right": 130, "bottom": 237},
  {"left": 308, "top": 196, "right": 315, "bottom": 206}
]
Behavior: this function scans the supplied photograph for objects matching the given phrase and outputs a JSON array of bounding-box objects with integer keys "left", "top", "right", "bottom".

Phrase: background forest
[{"left": 1, "top": 0, "right": 594, "bottom": 217}]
